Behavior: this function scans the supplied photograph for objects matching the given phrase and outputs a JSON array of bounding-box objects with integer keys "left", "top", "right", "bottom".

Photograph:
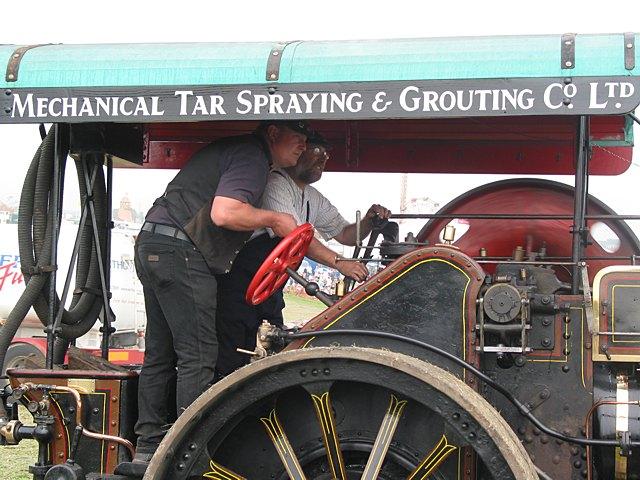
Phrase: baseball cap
[{"left": 258, "top": 120, "right": 311, "bottom": 136}]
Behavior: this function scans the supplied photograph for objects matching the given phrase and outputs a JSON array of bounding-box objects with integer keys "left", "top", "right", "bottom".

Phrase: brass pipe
[{"left": 20, "top": 382, "right": 135, "bottom": 459}]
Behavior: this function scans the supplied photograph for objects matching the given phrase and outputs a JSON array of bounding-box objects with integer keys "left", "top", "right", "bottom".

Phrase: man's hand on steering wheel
[
  {"left": 335, "top": 257, "right": 369, "bottom": 283},
  {"left": 271, "top": 212, "right": 298, "bottom": 238}
]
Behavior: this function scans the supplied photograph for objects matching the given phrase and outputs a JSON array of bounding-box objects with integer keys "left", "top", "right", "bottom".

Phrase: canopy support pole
[
  {"left": 45, "top": 124, "right": 65, "bottom": 369},
  {"left": 571, "top": 116, "right": 590, "bottom": 294}
]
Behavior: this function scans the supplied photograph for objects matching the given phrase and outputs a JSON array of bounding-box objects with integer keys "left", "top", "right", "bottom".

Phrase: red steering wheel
[{"left": 245, "top": 223, "right": 315, "bottom": 305}]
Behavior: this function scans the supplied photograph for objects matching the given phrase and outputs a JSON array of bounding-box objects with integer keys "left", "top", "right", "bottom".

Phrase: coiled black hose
[{"left": 0, "top": 130, "right": 108, "bottom": 418}]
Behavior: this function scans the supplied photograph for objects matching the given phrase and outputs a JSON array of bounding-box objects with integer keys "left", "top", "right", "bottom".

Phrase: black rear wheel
[{"left": 145, "top": 347, "right": 537, "bottom": 480}]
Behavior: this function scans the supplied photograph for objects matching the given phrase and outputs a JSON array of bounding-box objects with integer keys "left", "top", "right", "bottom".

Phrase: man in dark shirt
[{"left": 132, "top": 121, "right": 307, "bottom": 464}]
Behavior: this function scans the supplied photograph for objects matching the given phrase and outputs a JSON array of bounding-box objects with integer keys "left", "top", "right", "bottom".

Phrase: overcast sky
[{"left": 1, "top": 0, "right": 639, "bottom": 241}]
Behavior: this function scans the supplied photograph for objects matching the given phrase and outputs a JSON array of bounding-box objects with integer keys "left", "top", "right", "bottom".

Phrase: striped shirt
[{"left": 253, "top": 169, "right": 349, "bottom": 240}]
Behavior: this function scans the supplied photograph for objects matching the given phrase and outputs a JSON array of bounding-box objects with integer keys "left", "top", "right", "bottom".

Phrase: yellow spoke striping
[
  {"left": 311, "top": 392, "right": 347, "bottom": 480},
  {"left": 407, "top": 435, "right": 457, "bottom": 480},
  {"left": 361, "top": 394, "right": 408, "bottom": 480},
  {"left": 260, "top": 410, "right": 307, "bottom": 480},
  {"left": 203, "top": 460, "right": 246, "bottom": 480}
]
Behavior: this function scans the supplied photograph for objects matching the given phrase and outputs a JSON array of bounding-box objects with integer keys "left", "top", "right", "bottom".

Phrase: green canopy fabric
[{"left": 1, "top": 33, "right": 637, "bottom": 89}]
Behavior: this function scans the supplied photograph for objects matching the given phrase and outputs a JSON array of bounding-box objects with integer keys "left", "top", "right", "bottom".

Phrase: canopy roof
[
  {"left": 1, "top": 33, "right": 638, "bottom": 123},
  {"left": 1, "top": 34, "right": 638, "bottom": 87}
]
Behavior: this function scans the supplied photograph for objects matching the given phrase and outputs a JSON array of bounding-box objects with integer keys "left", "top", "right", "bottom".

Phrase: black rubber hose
[
  {"left": 1, "top": 130, "right": 110, "bottom": 403},
  {"left": 18, "top": 133, "right": 106, "bottom": 340},
  {"left": 0, "top": 139, "right": 55, "bottom": 419},
  {"left": 283, "top": 329, "right": 640, "bottom": 449}
]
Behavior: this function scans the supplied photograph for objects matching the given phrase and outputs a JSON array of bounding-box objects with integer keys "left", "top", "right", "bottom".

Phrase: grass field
[
  {"left": 282, "top": 292, "right": 326, "bottom": 326},
  {"left": 0, "top": 408, "right": 38, "bottom": 480},
  {"left": 0, "top": 292, "right": 325, "bottom": 479}
]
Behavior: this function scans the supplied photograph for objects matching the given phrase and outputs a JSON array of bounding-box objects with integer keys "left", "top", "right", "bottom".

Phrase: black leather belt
[{"left": 142, "top": 222, "right": 191, "bottom": 242}]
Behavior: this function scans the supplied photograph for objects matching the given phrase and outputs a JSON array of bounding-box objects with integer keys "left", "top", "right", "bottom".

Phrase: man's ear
[{"left": 266, "top": 125, "right": 280, "bottom": 143}]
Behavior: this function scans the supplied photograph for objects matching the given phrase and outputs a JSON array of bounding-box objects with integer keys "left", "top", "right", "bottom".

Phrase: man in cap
[
  {"left": 215, "top": 129, "right": 391, "bottom": 378},
  {"left": 131, "top": 120, "right": 309, "bottom": 465}
]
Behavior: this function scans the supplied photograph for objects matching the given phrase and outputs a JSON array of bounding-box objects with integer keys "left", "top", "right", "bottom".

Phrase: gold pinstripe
[
  {"left": 311, "top": 392, "right": 347, "bottom": 480},
  {"left": 361, "top": 394, "right": 408, "bottom": 480},
  {"left": 260, "top": 410, "right": 306, "bottom": 480},
  {"left": 407, "top": 435, "right": 457, "bottom": 480},
  {"left": 203, "top": 460, "right": 246, "bottom": 479}
]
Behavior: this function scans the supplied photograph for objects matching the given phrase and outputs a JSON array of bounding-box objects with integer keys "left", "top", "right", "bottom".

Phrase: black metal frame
[{"left": 44, "top": 145, "right": 114, "bottom": 366}]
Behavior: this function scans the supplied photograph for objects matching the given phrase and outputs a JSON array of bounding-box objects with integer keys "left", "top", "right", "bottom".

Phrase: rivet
[
  {"left": 573, "top": 460, "right": 582, "bottom": 469},
  {"left": 461, "top": 422, "right": 469, "bottom": 430},
  {"left": 188, "top": 443, "right": 197, "bottom": 451},
  {"left": 311, "top": 369, "right": 319, "bottom": 376},
  {"left": 57, "top": 433, "right": 63, "bottom": 439},
  {"left": 111, "top": 421, "right": 117, "bottom": 427},
  {"left": 564, "top": 77, "right": 573, "bottom": 84},
  {"left": 300, "top": 369, "right": 307, "bottom": 377},
  {"left": 323, "top": 368, "right": 330, "bottom": 375},
  {"left": 565, "top": 40, "right": 572, "bottom": 46},
  {"left": 4, "top": 89, "right": 11, "bottom": 96},
  {"left": 565, "top": 61, "right": 573, "bottom": 67},
  {"left": 110, "top": 445, "right": 116, "bottom": 450},
  {"left": 92, "top": 408, "right": 100, "bottom": 415},
  {"left": 552, "top": 455, "right": 561, "bottom": 464},
  {"left": 183, "top": 453, "right": 191, "bottom": 460},
  {"left": 563, "top": 97, "right": 571, "bottom": 105},
  {"left": 562, "top": 365, "right": 570, "bottom": 372},
  {"left": 452, "top": 413, "right": 460, "bottom": 420},
  {"left": 540, "top": 435, "right": 549, "bottom": 444},
  {"left": 112, "top": 396, "right": 118, "bottom": 402},
  {"left": 627, "top": 43, "right": 633, "bottom": 49},
  {"left": 272, "top": 51, "right": 279, "bottom": 56},
  {"left": 177, "top": 463, "right": 186, "bottom": 471},
  {"left": 58, "top": 452, "right": 64, "bottom": 458},
  {"left": 7, "top": 74, "right": 14, "bottom": 80},
  {"left": 269, "top": 73, "right": 276, "bottom": 80}
]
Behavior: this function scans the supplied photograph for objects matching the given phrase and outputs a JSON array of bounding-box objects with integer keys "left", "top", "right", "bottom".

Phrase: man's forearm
[
  {"left": 306, "top": 238, "right": 340, "bottom": 268},
  {"left": 212, "top": 197, "right": 284, "bottom": 231},
  {"left": 334, "top": 219, "right": 373, "bottom": 246}
]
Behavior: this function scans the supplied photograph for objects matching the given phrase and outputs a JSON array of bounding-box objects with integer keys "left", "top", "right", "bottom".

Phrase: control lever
[{"left": 286, "top": 268, "right": 336, "bottom": 307}]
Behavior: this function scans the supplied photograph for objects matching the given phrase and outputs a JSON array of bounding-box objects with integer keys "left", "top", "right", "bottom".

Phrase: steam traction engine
[
  {"left": 2, "top": 124, "right": 640, "bottom": 480},
  {"left": 140, "top": 175, "right": 640, "bottom": 480}
]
